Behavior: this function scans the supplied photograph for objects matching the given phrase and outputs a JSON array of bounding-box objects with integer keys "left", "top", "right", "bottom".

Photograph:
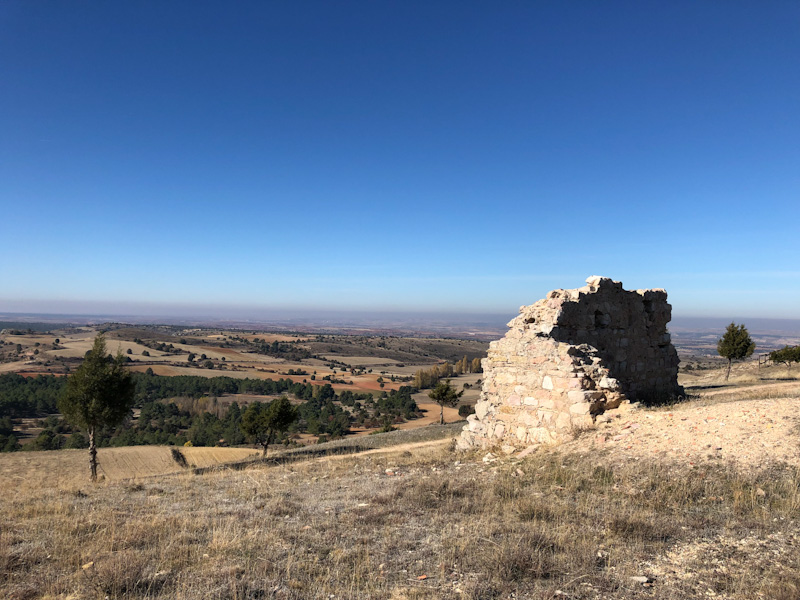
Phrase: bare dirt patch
[
  {"left": 562, "top": 392, "right": 800, "bottom": 468},
  {"left": 126, "top": 364, "right": 280, "bottom": 379},
  {"left": 320, "top": 355, "right": 403, "bottom": 366},
  {"left": 394, "top": 402, "right": 461, "bottom": 430}
]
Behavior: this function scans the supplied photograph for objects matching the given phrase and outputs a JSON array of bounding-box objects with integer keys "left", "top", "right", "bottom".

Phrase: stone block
[
  {"left": 569, "top": 402, "right": 592, "bottom": 415},
  {"left": 555, "top": 412, "right": 572, "bottom": 430},
  {"left": 568, "top": 377, "right": 583, "bottom": 389},
  {"left": 567, "top": 390, "right": 590, "bottom": 403},
  {"left": 571, "top": 414, "right": 594, "bottom": 428},
  {"left": 528, "top": 427, "right": 551, "bottom": 444},
  {"left": 475, "top": 401, "right": 490, "bottom": 420},
  {"left": 599, "top": 377, "right": 619, "bottom": 390},
  {"left": 539, "top": 397, "right": 556, "bottom": 410}
]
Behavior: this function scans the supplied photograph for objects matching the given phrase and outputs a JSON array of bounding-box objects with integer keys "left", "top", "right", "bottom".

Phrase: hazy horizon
[{"left": 3, "top": 305, "right": 800, "bottom": 337}]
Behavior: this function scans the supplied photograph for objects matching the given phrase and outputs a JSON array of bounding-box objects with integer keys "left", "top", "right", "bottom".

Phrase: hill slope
[{"left": 2, "top": 377, "right": 799, "bottom": 599}]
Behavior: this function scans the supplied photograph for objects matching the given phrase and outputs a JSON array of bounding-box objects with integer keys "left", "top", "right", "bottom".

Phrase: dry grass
[
  {"left": 680, "top": 361, "right": 800, "bottom": 389},
  {"left": 0, "top": 446, "right": 260, "bottom": 488},
  {"left": 2, "top": 422, "right": 799, "bottom": 600},
  {"left": 2, "top": 369, "right": 798, "bottom": 599},
  {"left": 694, "top": 383, "right": 800, "bottom": 405}
]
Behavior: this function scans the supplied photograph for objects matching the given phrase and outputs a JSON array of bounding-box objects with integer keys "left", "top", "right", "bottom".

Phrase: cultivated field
[
  {"left": 0, "top": 324, "right": 488, "bottom": 398},
  {"left": 0, "top": 446, "right": 260, "bottom": 487}
]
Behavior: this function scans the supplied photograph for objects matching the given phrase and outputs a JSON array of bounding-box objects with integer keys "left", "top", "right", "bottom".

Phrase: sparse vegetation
[{"left": 2, "top": 416, "right": 799, "bottom": 599}]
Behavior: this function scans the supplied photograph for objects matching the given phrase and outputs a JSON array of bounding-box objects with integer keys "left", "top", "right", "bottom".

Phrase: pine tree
[
  {"left": 428, "top": 379, "right": 464, "bottom": 425},
  {"left": 58, "top": 334, "right": 135, "bottom": 481},
  {"left": 769, "top": 345, "right": 800, "bottom": 372},
  {"left": 717, "top": 323, "right": 756, "bottom": 381},
  {"left": 241, "top": 396, "right": 297, "bottom": 457}
]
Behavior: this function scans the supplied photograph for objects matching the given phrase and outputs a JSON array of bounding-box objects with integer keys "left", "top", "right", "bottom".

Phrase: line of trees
[
  {"left": 413, "top": 355, "right": 482, "bottom": 389},
  {"left": 242, "top": 337, "right": 312, "bottom": 361}
]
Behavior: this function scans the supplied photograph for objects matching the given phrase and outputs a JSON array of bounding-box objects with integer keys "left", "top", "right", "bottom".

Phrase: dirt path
[
  {"left": 0, "top": 360, "right": 31, "bottom": 373},
  {"left": 690, "top": 380, "right": 800, "bottom": 398},
  {"left": 319, "top": 438, "right": 452, "bottom": 462}
]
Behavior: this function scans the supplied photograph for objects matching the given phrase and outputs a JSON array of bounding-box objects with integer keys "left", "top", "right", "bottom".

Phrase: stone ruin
[{"left": 458, "top": 276, "right": 683, "bottom": 451}]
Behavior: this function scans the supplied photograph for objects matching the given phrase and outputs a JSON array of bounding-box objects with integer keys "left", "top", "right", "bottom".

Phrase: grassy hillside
[{"left": 2, "top": 381, "right": 799, "bottom": 599}]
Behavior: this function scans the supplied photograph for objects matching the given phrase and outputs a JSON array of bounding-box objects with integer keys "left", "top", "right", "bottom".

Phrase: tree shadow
[
  {"left": 191, "top": 444, "right": 372, "bottom": 475},
  {"left": 684, "top": 384, "right": 728, "bottom": 391}
]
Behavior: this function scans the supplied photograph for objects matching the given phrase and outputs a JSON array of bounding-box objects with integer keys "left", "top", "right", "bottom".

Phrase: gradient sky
[{"left": 1, "top": 1, "right": 798, "bottom": 319}]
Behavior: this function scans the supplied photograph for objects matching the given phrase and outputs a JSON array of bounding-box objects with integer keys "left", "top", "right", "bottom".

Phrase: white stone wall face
[{"left": 458, "top": 276, "right": 683, "bottom": 451}]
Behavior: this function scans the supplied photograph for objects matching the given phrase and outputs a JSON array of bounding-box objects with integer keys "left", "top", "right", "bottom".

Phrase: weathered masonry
[{"left": 459, "top": 276, "right": 682, "bottom": 450}]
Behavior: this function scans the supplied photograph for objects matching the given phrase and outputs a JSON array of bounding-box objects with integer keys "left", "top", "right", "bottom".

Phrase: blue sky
[{"left": 1, "top": 1, "right": 798, "bottom": 319}]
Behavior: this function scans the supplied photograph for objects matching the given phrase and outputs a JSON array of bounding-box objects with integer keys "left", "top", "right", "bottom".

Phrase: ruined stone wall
[{"left": 459, "top": 276, "right": 682, "bottom": 451}]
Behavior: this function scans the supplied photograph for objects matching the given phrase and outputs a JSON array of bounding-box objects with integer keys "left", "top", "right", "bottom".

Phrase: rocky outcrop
[{"left": 459, "top": 276, "right": 682, "bottom": 451}]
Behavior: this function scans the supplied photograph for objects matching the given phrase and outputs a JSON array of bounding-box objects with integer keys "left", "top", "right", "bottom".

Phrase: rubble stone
[{"left": 458, "top": 276, "right": 682, "bottom": 450}]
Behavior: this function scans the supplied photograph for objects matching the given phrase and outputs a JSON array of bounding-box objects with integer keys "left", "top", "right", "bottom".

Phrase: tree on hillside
[
  {"left": 241, "top": 397, "right": 297, "bottom": 457},
  {"left": 769, "top": 345, "right": 800, "bottom": 373},
  {"left": 428, "top": 379, "right": 464, "bottom": 425},
  {"left": 58, "top": 334, "right": 135, "bottom": 482},
  {"left": 717, "top": 323, "right": 756, "bottom": 381}
]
